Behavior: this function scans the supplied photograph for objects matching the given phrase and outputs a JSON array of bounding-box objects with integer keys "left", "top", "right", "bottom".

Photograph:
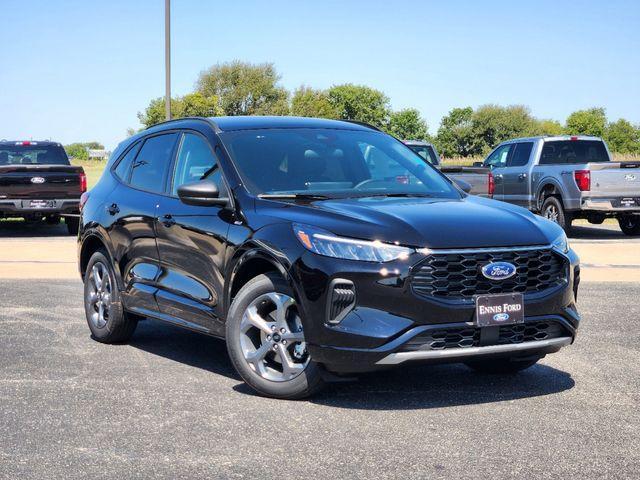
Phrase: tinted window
[
  {"left": 408, "top": 145, "right": 439, "bottom": 165},
  {"left": 0, "top": 144, "right": 69, "bottom": 165},
  {"left": 220, "top": 128, "right": 459, "bottom": 199},
  {"left": 484, "top": 144, "right": 512, "bottom": 168},
  {"left": 509, "top": 142, "right": 534, "bottom": 167},
  {"left": 129, "top": 133, "right": 178, "bottom": 193},
  {"left": 172, "top": 133, "right": 218, "bottom": 195},
  {"left": 114, "top": 142, "right": 141, "bottom": 181},
  {"left": 539, "top": 140, "right": 610, "bottom": 165}
]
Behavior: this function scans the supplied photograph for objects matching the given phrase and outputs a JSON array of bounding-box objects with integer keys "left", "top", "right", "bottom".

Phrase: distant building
[{"left": 87, "top": 149, "right": 110, "bottom": 161}]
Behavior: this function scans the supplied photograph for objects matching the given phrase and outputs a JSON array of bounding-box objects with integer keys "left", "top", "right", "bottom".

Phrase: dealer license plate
[
  {"left": 475, "top": 293, "right": 524, "bottom": 327},
  {"left": 27, "top": 200, "right": 56, "bottom": 208}
]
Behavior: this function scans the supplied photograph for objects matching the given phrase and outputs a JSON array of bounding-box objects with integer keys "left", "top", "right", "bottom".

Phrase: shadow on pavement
[
  {"left": 128, "top": 319, "right": 240, "bottom": 381},
  {"left": 0, "top": 219, "right": 69, "bottom": 237},
  {"left": 569, "top": 223, "right": 627, "bottom": 240}
]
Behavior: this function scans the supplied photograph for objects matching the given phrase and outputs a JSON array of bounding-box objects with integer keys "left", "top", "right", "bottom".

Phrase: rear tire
[
  {"left": 541, "top": 196, "right": 572, "bottom": 233},
  {"left": 66, "top": 216, "right": 79, "bottom": 235},
  {"left": 618, "top": 215, "right": 640, "bottom": 236},
  {"left": 465, "top": 357, "right": 540, "bottom": 374},
  {"left": 226, "top": 273, "right": 325, "bottom": 399},
  {"left": 84, "top": 250, "right": 138, "bottom": 343}
]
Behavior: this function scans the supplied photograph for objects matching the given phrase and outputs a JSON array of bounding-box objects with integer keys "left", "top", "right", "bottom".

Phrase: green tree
[
  {"left": 435, "top": 107, "right": 478, "bottom": 157},
  {"left": 138, "top": 92, "right": 223, "bottom": 128},
  {"left": 327, "top": 84, "right": 391, "bottom": 129},
  {"left": 64, "top": 142, "right": 105, "bottom": 160},
  {"left": 534, "top": 119, "right": 565, "bottom": 136},
  {"left": 605, "top": 119, "right": 640, "bottom": 154},
  {"left": 386, "top": 108, "right": 429, "bottom": 140},
  {"left": 565, "top": 107, "right": 607, "bottom": 137},
  {"left": 290, "top": 86, "right": 339, "bottom": 118},
  {"left": 471, "top": 104, "right": 537, "bottom": 153},
  {"left": 196, "top": 60, "right": 289, "bottom": 116}
]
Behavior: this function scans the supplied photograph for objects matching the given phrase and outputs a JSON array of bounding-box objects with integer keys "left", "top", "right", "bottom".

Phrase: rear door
[
  {"left": 107, "top": 133, "right": 179, "bottom": 315},
  {"left": 483, "top": 143, "right": 514, "bottom": 201},
  {"left": 154, "top": 131, "right": 232, "bottom": 335},
  {"left": 500, "top": 142, "right": 535, "bottom": 207}
]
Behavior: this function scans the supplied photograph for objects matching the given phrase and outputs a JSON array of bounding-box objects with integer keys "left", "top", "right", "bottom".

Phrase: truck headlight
[
  {"left": 293, "top": 224, "right": 414, "bottom": 262},
  {"left": 552, "top": 232, "right": 569, "bottom": 254}
]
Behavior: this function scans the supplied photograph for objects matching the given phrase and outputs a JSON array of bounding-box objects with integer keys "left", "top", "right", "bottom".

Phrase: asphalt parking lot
[{"left": 1, "top": 221, "right": 639, "bottom": 479}]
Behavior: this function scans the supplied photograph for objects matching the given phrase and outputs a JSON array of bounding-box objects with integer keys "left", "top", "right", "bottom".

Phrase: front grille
[
  {"left": 400, "top": 320, "right": 568, "bottom": 352},
  {"left": 411, "top": 248, "right": 566, "bottom": 300}
]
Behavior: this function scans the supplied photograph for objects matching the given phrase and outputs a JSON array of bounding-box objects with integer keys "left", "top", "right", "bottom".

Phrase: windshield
[
  {"left": 220, "top": 129, "right": 459, "bottom": 199},
  {"left": 407, "top": 144, "right": 439, "bottom": 165},
  {"left": 0, "top": 144, "right": 70, "bottom": 166}
]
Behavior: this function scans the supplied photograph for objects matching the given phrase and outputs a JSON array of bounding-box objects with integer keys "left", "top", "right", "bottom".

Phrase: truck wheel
[
  {"left": 618, "top": 215, "right": 640, "bottom": 236},
  {"left": 465, "top": 357, "right": 540, "bottom": 374},
  {"left": 84, "top": 250, "right": 138, "bottom": 343},
  {"left": 226, "top": 273, "right": 325, "bottom": 399},
  {"left": 66, "top": 217, "right": 79, "bottom": 235},
  {"left": 541, "top": 196, "right": 572, "bottom": 232}
]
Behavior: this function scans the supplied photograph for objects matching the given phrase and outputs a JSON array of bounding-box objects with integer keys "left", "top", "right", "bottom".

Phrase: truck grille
[
  {"left": 411, "top": 248, "right": 566, "bottom": 300},
  {"left": 400, "top": 320, "right": 569, "bottom": 352}
]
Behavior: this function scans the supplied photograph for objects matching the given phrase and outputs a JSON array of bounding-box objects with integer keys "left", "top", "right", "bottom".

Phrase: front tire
[
  {"left": 84, "top": 250, "right": 138, "bottom": 343},
  {"left": 618, "top": 215, "right": 640, "bottom": 236},
  {"left": 226, "top": 273, "right": 325, "bottom": 399},
  {"left": 541, "top": 196, "right": 572, "bottom": 233},
  {"left": 465, "top": 357, "right": 540, "bottom": 374}
]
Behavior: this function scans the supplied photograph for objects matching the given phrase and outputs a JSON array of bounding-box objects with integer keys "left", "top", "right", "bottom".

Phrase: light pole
[{"left": 164, "top": 0, "right": 171, "bottom": 120}]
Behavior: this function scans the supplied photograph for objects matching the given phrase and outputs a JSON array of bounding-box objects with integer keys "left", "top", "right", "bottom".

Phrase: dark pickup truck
[{"left": 0, "top": 141, "right": 86, "bottom": 234}]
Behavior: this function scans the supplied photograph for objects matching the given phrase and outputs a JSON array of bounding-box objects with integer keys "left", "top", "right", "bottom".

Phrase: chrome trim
[
  {"left": 375, "top": 337, "right": 572, "bottom": 365},
  {"left": 417, "top": 244, "right": 551, "bottom": 255}
]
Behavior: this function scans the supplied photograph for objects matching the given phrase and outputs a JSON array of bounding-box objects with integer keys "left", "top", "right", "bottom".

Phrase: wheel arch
[
  {"left": 79, "top": 232, "right": 123, "bottom": 289},
  {"left": 536, "top": 179, "right": 566, "bottom": 211}
]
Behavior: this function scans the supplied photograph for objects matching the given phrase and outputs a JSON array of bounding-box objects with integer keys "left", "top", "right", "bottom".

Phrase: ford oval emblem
[
  {"left": 481, "top": 261, "right": 516, "bottom": 281},
  {"left": 493, "top": 313, "right": 510, "bottom": 322},
  {"left": 30, "top": 177, "right": 45, "bottom": 184}
]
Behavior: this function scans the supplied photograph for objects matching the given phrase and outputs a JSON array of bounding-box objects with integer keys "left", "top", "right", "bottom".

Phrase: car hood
[{"left": 255, "top": 195, "right": 559, "bottom": 249}]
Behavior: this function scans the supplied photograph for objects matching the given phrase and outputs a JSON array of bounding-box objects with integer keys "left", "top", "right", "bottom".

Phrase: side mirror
[
  {"left": 177, "top": 179, "right": 229, "bottom": 207},
  {"left": 452, "top": 178, "right": 472, "bottom": 194},
  {"left": 473, "top": 161, "right": 484, "bottom": 167}
]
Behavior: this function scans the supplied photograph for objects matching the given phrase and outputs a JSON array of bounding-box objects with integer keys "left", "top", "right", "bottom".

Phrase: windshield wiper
[
  {"left": 258, "top": 193, "right": 333, "bottom": 200},
  {"left": 356, "top": 192, "right": 435, "bottom": 198}
]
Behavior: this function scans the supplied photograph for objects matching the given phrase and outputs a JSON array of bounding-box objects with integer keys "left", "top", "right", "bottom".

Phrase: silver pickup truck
[
  {"left": 404, "top": 141, "right": 490, "bottom": 196},
  {"left": 480, "top": 135, "right": 640, "bottom": 235}
]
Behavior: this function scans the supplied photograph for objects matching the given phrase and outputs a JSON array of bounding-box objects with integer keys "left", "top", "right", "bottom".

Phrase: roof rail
[
  {"left": 342, "top": 119, "right": 382, "bottom": 132},
  {"left": 142, "top": 116, "right": 221, "bottom": 133}
]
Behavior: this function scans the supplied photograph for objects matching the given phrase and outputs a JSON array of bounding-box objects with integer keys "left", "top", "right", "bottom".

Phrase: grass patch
[{"left": 71, "top": 159, "right": 107, "bottom": 189}]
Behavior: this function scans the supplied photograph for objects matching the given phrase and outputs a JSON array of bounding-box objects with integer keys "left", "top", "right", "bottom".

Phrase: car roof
[
  {"left": 208, "top": 116, "right": 376, "bottom": 132},
  {"left": 0, "top": 140, "right": 62, "bottom": 146},
  {"left": 403, "top": 140, "right": 434, "bottom": 147},
  {"left": 501, "top": 135, "right": 603, "bottom": 144}
]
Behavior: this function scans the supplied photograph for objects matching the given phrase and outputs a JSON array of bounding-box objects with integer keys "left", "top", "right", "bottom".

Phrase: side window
[
  {"left": 172, "top": 133, "right": 219, "bottom": 195},
  {"left": 484, "top": 144, "right": 512, "bottom": 168},
  {"left": 130, "top": 133, "right": 178, "bottom": 193},
  {"left": 508, "top": 142, "right": 534, "bottom": 167},
  {"left": 114, "top": 141, "right": 141, "bottom": 181}
]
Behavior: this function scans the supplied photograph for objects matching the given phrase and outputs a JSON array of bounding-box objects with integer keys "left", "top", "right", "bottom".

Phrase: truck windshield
[
  {"left": 220, "top": 128, "right": 459, "bottom": 199},
  {"left": 539, "top": 140, "right": 609, "bottom": 164},
  {"left": 0, "top": 144, "right": 70, "bottom": 166},
  {"left": 407, "top": 144, "right": 439, "bottom": 165}
]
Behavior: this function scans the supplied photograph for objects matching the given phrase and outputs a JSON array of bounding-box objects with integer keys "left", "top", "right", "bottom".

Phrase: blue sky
[{"left": 0, "top": 0, "right": 638, "bottom": 149}]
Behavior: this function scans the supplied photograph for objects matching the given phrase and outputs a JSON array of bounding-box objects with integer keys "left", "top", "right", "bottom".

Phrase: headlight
[
  {"left": 551, "top": 231, "right": 569, "bottom": 254},
  {"left": 293, "top": 224, "right": 414, "bottom": 262}
]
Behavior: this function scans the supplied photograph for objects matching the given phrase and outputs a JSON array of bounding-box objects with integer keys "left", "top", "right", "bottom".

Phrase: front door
[
  {"left": 484, "top": 143, "right": 514, "bottom": 201},
  {"left": 155, "top": 132, "right": 232, "bottom": 336}
]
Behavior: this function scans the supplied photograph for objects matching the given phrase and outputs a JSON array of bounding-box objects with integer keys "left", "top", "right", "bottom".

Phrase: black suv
[{"left": 79, "top": 116, "right": 580, "bottom": 398}]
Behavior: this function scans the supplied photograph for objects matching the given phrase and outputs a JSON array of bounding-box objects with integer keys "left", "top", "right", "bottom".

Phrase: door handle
[
  {"left": 107, "top": 203, "right": 119, "bottom": 215},
  {"left": 161, "top": 214, "right": 176, "bottom": 227},
  {"left": 518, "top": 173, "right": 527, "bottom": 180}
]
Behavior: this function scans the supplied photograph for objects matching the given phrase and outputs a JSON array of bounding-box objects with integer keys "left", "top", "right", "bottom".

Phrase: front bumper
[{"left": 293, "top": 246, "right": 580, "bottom": 373}]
